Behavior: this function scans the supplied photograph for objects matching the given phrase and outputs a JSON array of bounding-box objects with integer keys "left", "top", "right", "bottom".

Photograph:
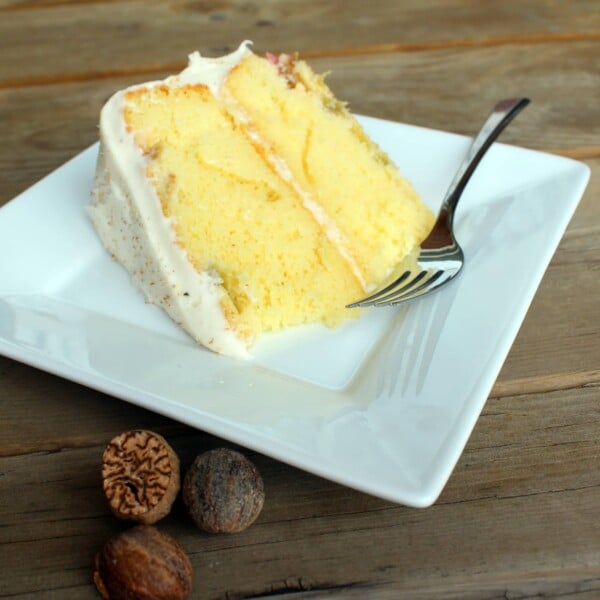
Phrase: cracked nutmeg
[
  {"left": 93, "top": 525, "right": 193, "bottom": 600},
  {"left": 183, "top": 447, "right": 265, "bottom": 533},
  {"left": 101, "top": 430, "right": 180, "bottom": 525}
]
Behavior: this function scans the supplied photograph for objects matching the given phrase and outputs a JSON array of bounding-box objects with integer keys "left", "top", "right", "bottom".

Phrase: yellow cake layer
[
  {"left": 224, "top": 55, "right": 434, "bottom": 288},
  {"left": 123, "top": 84, "right": 363, "bottom": 340}
]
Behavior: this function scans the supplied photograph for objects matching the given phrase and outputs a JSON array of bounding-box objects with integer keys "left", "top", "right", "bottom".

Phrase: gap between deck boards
[
  {"left": 491, "top": 370, "right": 600, "bottom": 398},
  {"left": 0, "top": 0, "right": 128, "bottom": 11}
]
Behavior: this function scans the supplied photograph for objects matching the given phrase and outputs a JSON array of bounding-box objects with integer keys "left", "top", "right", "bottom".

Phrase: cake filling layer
[
  {"left": 122, "top": 83, "right": 364, "bottom": 340},
  {"left": 224, "top": 53, "right": 434, "bottom": 288}
]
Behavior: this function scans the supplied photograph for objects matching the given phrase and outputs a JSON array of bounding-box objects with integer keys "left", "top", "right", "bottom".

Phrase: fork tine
[
  {"left": 345, "top": 99, "right": 529, "bottom": 311},
  {"left": 348, "top": 271, "right": 427, "bottom": 308},
  {"left": 345, "top": 270, "right": 412, "bottom": 308},
  {"left": 376, "top": 270, "right": 447, "bottom": 305},
  {"left": 368, "top": 270, "right": 444, "bottom": 306},
  {"left": 348, "top": 270, "right": 436, "bottom": 308}
]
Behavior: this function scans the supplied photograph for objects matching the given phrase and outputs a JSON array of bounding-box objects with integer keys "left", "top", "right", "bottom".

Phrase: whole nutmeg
[
  {"left": 183, "top": 448, "right": 265, "bottom": 533},
  {"left": 102, "top": 430, "right": 180, "bottom": 524},
  {"left": 93, "top": 525, "right": 193, "bottom": 600}
]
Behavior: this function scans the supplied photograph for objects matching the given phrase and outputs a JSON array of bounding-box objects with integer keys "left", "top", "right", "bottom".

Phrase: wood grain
[
  {"left": 1, "top": 385, "right": 599, "bottom": 598},
  {"left": 1, "top": 0, "right": 599, "bottom": 84}
]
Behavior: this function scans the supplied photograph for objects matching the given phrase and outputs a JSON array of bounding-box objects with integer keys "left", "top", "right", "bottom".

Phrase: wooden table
[{"left": 1, "top": 1, "right": 599, "bottom": 598}]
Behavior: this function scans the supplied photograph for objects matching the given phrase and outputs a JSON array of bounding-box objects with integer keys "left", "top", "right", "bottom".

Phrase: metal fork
[{"left": 347, "top": 97, "right": 530, "bottom": 309}]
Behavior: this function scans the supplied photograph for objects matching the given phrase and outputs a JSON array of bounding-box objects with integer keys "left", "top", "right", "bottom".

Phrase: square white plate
[{"left": 0, "top": 116, "right": 589, "bottom": 507}]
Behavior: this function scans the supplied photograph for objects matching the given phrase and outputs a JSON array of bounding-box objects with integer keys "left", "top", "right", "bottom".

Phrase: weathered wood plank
[
  {"left": 1, "top": 41, "right": 598, "bottom": 206},
  {"left": 445, "top": 387, "right": 600, "bottom": 503},
  {"left": 0, "top": 0, "right": 123, "bottom": 9},
  {"left": 1, "top": 0, "right": 599, "bottom": 84},
  {"left": 1, "top": 386, "right": 599, "bottom": 597},
  {"left": 319, "top": 42, "right": 600, "bottom": 148},
  {"left": 0, "top": 359, "right": 190, "bottom": 457},
  {"left": 265, "top": 584, "right": 600, "bottom": 600}
]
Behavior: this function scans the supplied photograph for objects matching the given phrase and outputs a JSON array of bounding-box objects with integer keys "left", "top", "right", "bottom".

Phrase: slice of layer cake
[{"left": 89, "top": 42, "right": 434, "bottom": 358}]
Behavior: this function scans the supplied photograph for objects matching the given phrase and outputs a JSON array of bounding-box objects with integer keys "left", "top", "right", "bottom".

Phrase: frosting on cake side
[{"left": 89, "top": 44, "right": 254, "bottom": 358}]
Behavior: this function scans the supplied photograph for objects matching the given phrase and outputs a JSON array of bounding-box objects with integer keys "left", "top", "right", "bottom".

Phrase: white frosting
[
  {"left": 89, "top": 41, "right": 366, "bottom": 358},
  {"left": 177, "top": 41, "right": 252, "bottom": 94},
  {"left": 89, "top": 43, "right": 252, "bottom": 358}
]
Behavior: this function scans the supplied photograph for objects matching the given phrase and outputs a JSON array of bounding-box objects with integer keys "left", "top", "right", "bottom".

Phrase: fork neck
[
  {"left": 441, "top": 98, "right": 530, "bottom": 228},
  {"left": 421, "top": 207, "right": 455, "bottom": 249}
]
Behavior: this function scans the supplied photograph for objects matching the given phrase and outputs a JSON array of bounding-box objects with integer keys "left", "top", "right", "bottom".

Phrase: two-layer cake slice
[{"left": 89, "top": 42, "right": 434, "bottom": 358}]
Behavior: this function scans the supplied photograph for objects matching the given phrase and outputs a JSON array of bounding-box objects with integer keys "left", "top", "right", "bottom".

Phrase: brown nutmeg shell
[
  {"left": 93, "top": 525, "right": 192, "bottom": 600},
  {"left": 101, "top": 430, "right": 180, "bottom": 525},
  {"left": 183, "top": 448, "right": 265, "bottom": 534}
]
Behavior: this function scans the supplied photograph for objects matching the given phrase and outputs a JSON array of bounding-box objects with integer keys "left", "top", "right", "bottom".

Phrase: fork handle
[{"left": 442, "top": 97, "right": 530, "bottom": 227}]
